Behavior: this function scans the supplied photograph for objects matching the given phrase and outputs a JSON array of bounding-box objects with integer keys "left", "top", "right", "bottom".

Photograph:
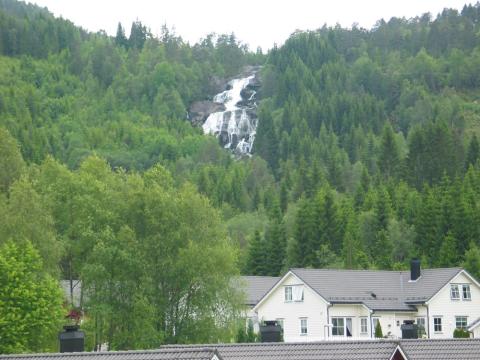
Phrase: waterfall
[{"left": 202, "top": 74, "right": 258, "bottom": 155}]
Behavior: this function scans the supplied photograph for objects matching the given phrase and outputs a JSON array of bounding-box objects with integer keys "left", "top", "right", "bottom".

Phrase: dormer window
[
  {"left": 451, "top": 284, "right": 460, "bottom": 300},
  {"left": 284, "top": 285, "right": 304, "bottom": 302},
  {"left": 462, "top": 284, "right": 471, "bottom": 300}
]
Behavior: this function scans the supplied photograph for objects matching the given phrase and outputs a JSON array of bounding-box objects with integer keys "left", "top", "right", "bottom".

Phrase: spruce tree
[
  {"left": 315, "top": 188, "right": 342, "bottom": 256},
  {"left": 265, "top": 203, "right": 287, "bottom": 276},
  {"left": 292, "top": 197, "right": 317, "bottom": 267},
  {"left": 378, "top": 123, "right": 400, "bottom": 179},
  {"left": 466, "top": 134, "right": 479, "bottom": 170},
  {"left": 246, "top": 230, "right": 268, "bottom": 275},
  {"left": 438, "top": 231, "right": 458, "bottom": 267},
  {"left": 115, "top": 22, "right": 128, "bottom": 48},
  {"left": 464, "top": 242, "right": 480, "bottom": 281},
  {"left": 374, "top": 229, "right": 393, "bottom": 269}
]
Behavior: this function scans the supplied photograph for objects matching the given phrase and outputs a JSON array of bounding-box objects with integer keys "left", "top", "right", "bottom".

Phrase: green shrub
[{"left": 453, "top": 328, "right": 470, "bottom": 338}]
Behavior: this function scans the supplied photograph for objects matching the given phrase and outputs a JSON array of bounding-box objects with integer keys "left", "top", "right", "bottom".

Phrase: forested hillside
[
  {"left": 3, "top": 0, "right": 480, "bottom": 352},
  {"left": 250, "top": 5, "right": 480, "bottom": 275}
]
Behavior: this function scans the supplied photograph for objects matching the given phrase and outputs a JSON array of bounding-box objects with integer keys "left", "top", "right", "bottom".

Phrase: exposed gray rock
[{"left": 188, "top": 101, "right": 226, "bottom": 126}]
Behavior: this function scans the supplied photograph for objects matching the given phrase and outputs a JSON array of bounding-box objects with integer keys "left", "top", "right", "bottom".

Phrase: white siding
[
  {"left": 370, "top": 310, "right": 426, "bottom": 338},
  {"left": 255, "top": 273, "right": 329, "bottom": 342},
  {"left": 427, "top": 272, "right": 480, "bottom": 339},
  {"left": 252, "top": 270, "right": 480, "bottom": 342},
  {"left": 329, "top": 304, "right": 371, "bottom": 338}
]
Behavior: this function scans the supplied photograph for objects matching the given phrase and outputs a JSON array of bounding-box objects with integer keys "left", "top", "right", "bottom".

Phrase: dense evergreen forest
[{"left": 3, "top": 0, "right": 480, "bottom": 352}]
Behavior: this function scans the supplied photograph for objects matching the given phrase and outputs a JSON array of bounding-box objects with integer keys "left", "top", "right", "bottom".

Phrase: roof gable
[
  {"left": 252, "top": 271, "right": 330, "bottom": 311},
  {"left": 426, "top": 269, "right": 480, "bottom": 305}
]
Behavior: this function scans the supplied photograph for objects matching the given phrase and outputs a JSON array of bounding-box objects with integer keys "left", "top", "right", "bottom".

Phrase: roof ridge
[
  {"left": 0, "top": 348, "right": 217, "bottom": 358},
  {"left": 163, "top": 339, "right": 401, "bottom": 348},
  {"left": 290, "top": 267, "right": 462, "bottom": 273}
]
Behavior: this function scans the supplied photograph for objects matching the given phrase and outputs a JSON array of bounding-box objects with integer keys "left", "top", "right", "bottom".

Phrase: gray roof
[
  {"left": 401, "top": 339, "right": 480, "bottom": 360},
  {"left": 238, "top": 276, "right": 279, "bottom": 306},
  {"left": 290, "top": 267, "right": 462, "bottom": 311},
  {"left": 468, "top": 317, "right": 480, "bottom": 331},
  {"left": 4, "top": 339, "right": 480, "bottom": 360},
  {"left": 164, "top": 341, "right": 401, "bottom": 360},
  {"left": 0, "top": 349, "right": 220, "bottom": 360}
]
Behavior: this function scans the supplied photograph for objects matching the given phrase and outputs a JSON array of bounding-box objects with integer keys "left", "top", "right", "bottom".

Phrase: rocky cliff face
[{"left": 189, "top": 66, "right": 261, "bottom": 156}]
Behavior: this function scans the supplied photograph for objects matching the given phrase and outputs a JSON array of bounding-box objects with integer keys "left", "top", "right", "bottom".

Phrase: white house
[{"left": 241, "top": 261, "right": 480, "bottom": 342}]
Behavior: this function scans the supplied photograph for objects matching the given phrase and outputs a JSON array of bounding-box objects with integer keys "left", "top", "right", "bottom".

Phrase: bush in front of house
[{"left": 453, "top": 328, "right": 470, "bottom": 338}]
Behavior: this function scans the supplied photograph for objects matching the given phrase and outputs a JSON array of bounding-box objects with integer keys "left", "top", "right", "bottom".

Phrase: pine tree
[
  {"left": 129, "top": 20, "right": 148, "bottom": 50},
  {"left": 279, "top": 181, "right": 289, "bottom": 214},
  {"left": 466, "top": 134, "right": 479, "bottom": 170},
  {"left": 265, "top": 203, "right": 287, "bottom": 276},
  {"left": 437, "top": 231, "right": 458, "bottom": 267},
  {"left": 373, "top": 187, "right": 391, "bottom": 232},
  {"left": 378, "top": 123, "right": 400, "bottom": 179},
  {"left": 342, "top": 215, "right": 369, "bottom": 269},
  {"left": 374, "top": 229, "right": 393, "bottom": 269},
  {"left": 292, "top": 197, "right": 317, "bottom": 267},
  {"left": 463, "top": 242, "right": 480, "bottom": 281},
  {"left": 315, "top": 188, "right": 342, "bottom": 256},
  {"left": 246, "top": 230, "right": 268, "bottom": 275},
  {"left": 415, "top": 187, "right": 442, "bottom": 263},
  {"left": 254, "top": 101, "right": 278, "bottom": 171},
  {"left": 115, "top": 22, "right": 128, "bottom": 48}
]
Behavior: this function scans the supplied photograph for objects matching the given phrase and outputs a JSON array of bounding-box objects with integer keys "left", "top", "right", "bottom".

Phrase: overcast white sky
[{"left": 29, "top": 0, "right": 470, "bottom": 50}]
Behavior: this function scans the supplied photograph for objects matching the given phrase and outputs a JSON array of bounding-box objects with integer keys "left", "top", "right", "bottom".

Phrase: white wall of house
[
  {"left": 370, "top": 310, "right": 427, "bottom": 339},
  {"left": 253, "top": 270, "right": 480, "bottom": 342},
  {"left": 328, "top": 304, "right": 371, "bottom": 338},
  {"left": 255, "top": 273, "right": 329, "bottom": 342},
  {"left": 427, "top": 271, "right": 480, "bottom": 339}
]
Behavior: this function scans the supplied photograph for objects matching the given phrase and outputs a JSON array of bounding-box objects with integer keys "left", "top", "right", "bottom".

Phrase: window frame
[
  {"left": 284, "top": 286, "right": 293, "bottom": 302},
  {"left": 450, "top": 284, "right": 460, "bottom": 300},
  {"left": 462, "top": 284, "right": 472, "bottom": 301},
  {"left": 300, "top": 317, "right": 308, "bottom": 335},
  {"left": 360, "top": 317, "right": 368, "bottom": 334},
  {"left": 455, "top": 316, "right": 468, "bottom": 330},
  {"left": 433, "top": 317, "right": 442, "bottom": 333},
  {"left": 332, "top": 317, "right": 345, "bottom": 336},
  {"left": 331, "top": 317, "right": 353, "bottom": 337}
]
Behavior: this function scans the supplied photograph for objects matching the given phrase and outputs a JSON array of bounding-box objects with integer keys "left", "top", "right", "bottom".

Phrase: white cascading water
[{"left": 202, "top": 74, "right": 257, "bottom": 155}]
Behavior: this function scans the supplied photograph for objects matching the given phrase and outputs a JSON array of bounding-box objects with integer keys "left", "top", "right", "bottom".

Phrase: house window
[
  {"left": 293, "top": 285, "right": 304, "bottom": 302},
  {"left": 462, "top": 284, "right": 472, "bottom": 300},
  {"left": 300, "top": 318, "right": 308, "bottom": 335},
  {"left": 434, "top": 317, "right": 442, "bottom": 333},
  {"left": 332, "top": 317, "right": 345, "bottom": 336},
  {"left": 285, "top": 286, "right": 293, "bottom": 302},
  {"left": 451, "top": 284, "right": 460, "bottom": 300},
  {"left": 276, "top": 318, "right": 284, "bottom": 330},
  {"left": 285, "top": 285, "right": 304, "bottom": 302},
  {"left": 332, "top": 317, "right": 353, "bottom": 337},
  {"left": 456, "top": 316, "right": 468, "bottom": 330},
  {"left": 372, "top": 317, "right": 380, "bottom": 331},
  {"left": 416, "top": 317, "right": 426, "bottom": 337},
  {"left": 360, "top": 317, "right": 368, "bottom": 334}
]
